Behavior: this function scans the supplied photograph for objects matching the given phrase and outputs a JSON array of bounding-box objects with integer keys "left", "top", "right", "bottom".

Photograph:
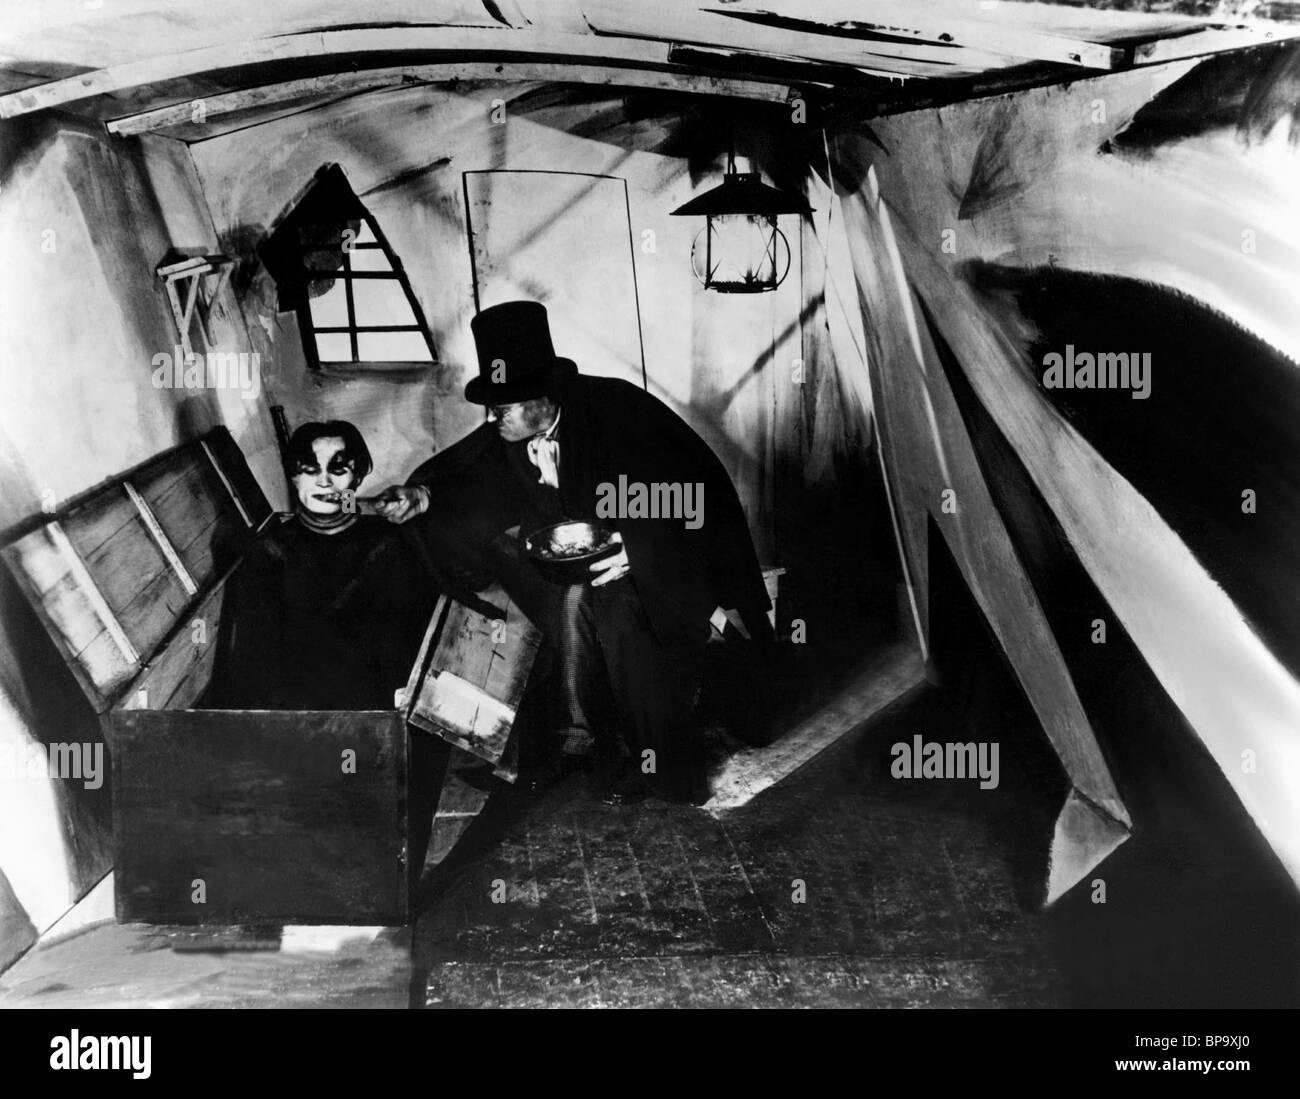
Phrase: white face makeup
[
  {"left": 487, "top": 397, "right": 557, "bottom": 442},
  {"left": 292, "top": 435, "right": 360, "bottom": 514}
]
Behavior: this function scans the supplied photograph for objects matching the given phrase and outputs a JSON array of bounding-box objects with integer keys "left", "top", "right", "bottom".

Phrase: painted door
[{"left": 463, "top": 170, "right": 646, "bottom": 388}]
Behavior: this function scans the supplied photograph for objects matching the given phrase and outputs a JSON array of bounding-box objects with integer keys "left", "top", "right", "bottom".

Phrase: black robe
[
  {"left": 202, "top": 515, "right": 437, "bottom": 711},
  {"left": 405, "top": 374, "right": 771, "bottom": 651}
]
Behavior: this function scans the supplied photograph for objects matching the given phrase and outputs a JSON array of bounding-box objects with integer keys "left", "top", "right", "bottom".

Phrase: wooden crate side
[
  {"left": 121, "top": 582, "right": 227, "bottom": 713},
  {"left": 0, "top": 525, "right": 136, "bottom": 710},
  {"left": 64, "top": 490, "right": 192, "bottom": 658},
  {"left": 405, "top": 585, "right": 540, "bottom": 766},
  {"left": 110, "top": 709, "right": 408, "bottom": 925},
  {"left": 1, "top": 428, "right": 274, "bottom": 715},
  {"left": 133, "top": 447, "right": 250, "bottom": 591},
  {"left": 483, "top": 594, "right": 542, "bottom": 711},
  {"left": 202, "top": 428, "right": 273, "bottom": 531}
]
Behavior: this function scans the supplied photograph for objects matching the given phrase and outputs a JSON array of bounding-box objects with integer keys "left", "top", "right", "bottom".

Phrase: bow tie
[{"left": 526, "top": 433, "right": 560, "bottom": 489}]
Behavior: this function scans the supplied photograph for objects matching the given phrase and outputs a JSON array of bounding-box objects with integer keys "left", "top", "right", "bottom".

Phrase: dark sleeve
[{"left": 404, "top": 422, "right": 517, "bottom": 593}]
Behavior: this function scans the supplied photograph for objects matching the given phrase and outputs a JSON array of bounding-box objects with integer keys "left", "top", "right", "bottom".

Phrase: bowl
[{"left": 524, "top": 520, "right": 620, "bottom": 584}]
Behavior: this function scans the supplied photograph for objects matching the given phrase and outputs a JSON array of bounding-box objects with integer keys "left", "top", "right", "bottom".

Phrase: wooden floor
[
  {"left": 414, "top": 680, "right": 1063, "bottom": 1009},
  {"left": 0, "top": 891, "right": 412, "bottom": 1009}
]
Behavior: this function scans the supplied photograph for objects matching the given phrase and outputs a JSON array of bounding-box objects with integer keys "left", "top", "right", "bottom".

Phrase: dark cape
[
  {"left": 202, "top": 515, "right": 437, "bottom": 710},
  {"left": 405, "top": 374, "right": 770, "bottom": 650}
]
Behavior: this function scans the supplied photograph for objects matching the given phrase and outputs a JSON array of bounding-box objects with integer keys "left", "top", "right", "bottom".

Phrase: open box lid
[
  {"left": 399, "top": 583, "right": 541, "bottom": 770},
  {"left": 0, "top": 427, "right": 272, "bottom": 713}
]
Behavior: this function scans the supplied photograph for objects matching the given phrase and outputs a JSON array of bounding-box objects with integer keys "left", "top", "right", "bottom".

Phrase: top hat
[{"left": 465, "top": 301, "right": 578, "bottom": 405}]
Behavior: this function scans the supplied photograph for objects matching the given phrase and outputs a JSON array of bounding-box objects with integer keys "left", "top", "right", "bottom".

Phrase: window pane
[
  {"left": 352, "top": 278, "right": 417, "bottom": 327},
  {"left": 308, "top": 280, "right": 350, "bottom": 327},
  {"left": 348, "top": 247, "right": 392, "bottom": 272},
  {"left": 354, "top": 221, "right": 377, "bottom": 245},
  {"left": 357, "top": 331, "right": 432, "bottom": 362},
  {"left": 315, "top": 333, "right": 353, "bottom": 362}
]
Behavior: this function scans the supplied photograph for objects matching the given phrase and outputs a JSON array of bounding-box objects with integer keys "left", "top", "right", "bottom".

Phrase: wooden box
[
  {"left": 403, "top": 592, "right": 540, "bottom": 769},
  {"left": 1, "top": 428, "right": 539, "bottom": 927}
]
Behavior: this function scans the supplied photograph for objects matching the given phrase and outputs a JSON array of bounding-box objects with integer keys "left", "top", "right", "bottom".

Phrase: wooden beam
[
  {"left": 697, "top": 0, "right": 1124, "bottom": 70},
  {"left": 705, "top": 642, "right": 925, "bottom": 810},
  {"left": 1133, "top": 24, "right": 1300, "bottom": 65},
  {"left": 105, "top": 62, "right": 807, "bottom": 136},
  {"left": 579, "top": 0, "right": 1020, "bottom": 77},
  {"left": 0, "top": 25, "right": 908, "bottom": 120}
]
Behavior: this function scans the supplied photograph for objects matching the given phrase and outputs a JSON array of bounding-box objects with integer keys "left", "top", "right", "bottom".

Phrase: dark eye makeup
[{"left": 293, "top": 455, "right": 355, "bottom": 477}]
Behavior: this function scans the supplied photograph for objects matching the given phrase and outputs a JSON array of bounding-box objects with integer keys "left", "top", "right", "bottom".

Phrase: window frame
[{"left": 293, "top": 210, "right": 438, "bottom": 373}]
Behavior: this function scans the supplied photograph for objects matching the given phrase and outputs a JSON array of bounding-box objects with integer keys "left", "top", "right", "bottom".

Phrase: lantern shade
[{"left": 670, "top": 172, "right": 810, "bottom": 218}]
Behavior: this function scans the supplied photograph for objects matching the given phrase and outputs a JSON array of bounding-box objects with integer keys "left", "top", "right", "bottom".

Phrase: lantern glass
[{"left": 691, "top": 213, "right": 790, "bottom": 293}]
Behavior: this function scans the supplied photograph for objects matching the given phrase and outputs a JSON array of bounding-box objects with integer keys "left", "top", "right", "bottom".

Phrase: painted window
[{"left": 261, "top": 165, "right": 437, "bottom": 369}]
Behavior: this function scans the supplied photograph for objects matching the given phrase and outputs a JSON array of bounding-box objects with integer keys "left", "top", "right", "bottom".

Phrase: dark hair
[{"left": 286, "top": 420, "right": 373, "bottom": 482}]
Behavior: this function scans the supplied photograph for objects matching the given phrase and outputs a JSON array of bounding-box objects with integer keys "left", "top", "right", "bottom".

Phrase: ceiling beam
[
  {"left": 578, "top": 0, "right": 1024, "bottom": 77},
  {"left": 0, "top": 25, "right": 919, "bottom": 119},
  {"left": 1133, "top": 24, "right": 1300, "bottom": 65},
  {"left": 104, "top": 62, "right": 810, "bottom": 137},
  {"left": 695, "top": 0, "right": 1125, "bottom": 70}
]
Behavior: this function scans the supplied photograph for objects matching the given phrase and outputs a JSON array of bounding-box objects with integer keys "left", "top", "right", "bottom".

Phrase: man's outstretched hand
[
  {"left": 374, "top": 485, "right": 430, "bottom": 524},
  {"left": 590, "top": 532, "right": 630, "bottom": 587}
]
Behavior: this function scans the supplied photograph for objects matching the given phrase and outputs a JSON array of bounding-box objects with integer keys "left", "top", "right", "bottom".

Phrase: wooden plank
[
  {"left": 123, "top": 482, "right": 197, "bottom": 597},
  {"left": 68, "top": 507, "right": 191, "bottom": 661},
  {"left": 406, "top": 586, "right": 541, "bottom": 766},
  {"left": 438, "top": 599, "right": 497, "bottom": 688},
  {"left": 109, "top": 565, "right": 190, "bottom": 663},
  {"left": 167, "top": 518, "right": 220, "bottom": 595},
  {"left": 699, "top": 0, "right": 1124, "bottom": 70},
  {"left": 0, "top": 28, "right": 686, "bottom": 118},
  {"left": 57, "top": 485, "right": 138, "bottom": 560},
  {"left": 111, "top": 709, "right": 408, "bottom": 925},
  {"left": 121, "top": 583, "right": 227, "bottom": 713},
  {"left": 1, "top": 525, "right": 138, "bottom": 708},
  {"left": 705, "top": 642, "right": 926, "bottom": 810},
  {"left": 580, "top": 0, "right": 1011, "bottom": 77},
  {"left": 201, "top": 429, "right": 273, "bottom": 531},
  {"left": 481, "top": 593, "right": 542, "bottom": 710},
  {"left": 1133, "top": 25, "right": 1300, "bottom": 65},
  {"left": 133, "top": 455, "right": 239, "bottom": 591},
  {"left": 106, "top": 62, "right": 804, "bottom": 136}
]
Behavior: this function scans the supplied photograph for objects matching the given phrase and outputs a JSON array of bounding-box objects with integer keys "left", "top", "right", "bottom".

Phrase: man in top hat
[{"left": 378, "top": 300, "right": 772, "bottom": 804}]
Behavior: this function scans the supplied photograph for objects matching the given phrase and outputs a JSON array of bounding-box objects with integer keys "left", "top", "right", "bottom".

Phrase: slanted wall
[
  {"left": 812, "top": 46, "right": 1300, "bottom": 899},
  {"left": 0, "top": 115, "right": 279, "bottom": 969}
]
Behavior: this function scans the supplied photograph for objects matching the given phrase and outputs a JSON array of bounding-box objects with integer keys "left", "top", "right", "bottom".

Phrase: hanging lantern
[{"left": 670, "top": 156, "right": 810, "bottom": 293}]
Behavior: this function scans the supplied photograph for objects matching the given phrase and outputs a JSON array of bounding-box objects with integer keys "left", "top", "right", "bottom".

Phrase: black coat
[{"left": 407, "top": 375, "right": 770, "bottom": 651}]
